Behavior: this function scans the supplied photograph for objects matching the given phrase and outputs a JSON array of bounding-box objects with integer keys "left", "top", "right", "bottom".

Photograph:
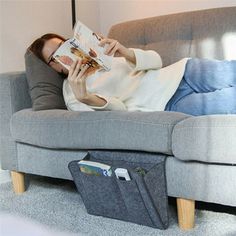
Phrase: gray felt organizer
[{"left": 68, "top": 150, "right": 169, "bottom": 229}]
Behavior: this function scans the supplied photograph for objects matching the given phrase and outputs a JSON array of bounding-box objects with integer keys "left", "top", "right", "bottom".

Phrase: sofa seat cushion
[
  {"left": 10, "top": 109, "right": 190, "bottom": 154},
  {"left": 172, "top": 115, "right": 236, "bottom": 164}
]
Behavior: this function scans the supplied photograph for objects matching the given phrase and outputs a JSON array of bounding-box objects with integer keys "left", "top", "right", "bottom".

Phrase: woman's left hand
[
  {"left": 98, "top": 37, "right": 125, "bottom": 57},
  {"left": 98, "top": 37, "right": 136, "bottom": 64}
]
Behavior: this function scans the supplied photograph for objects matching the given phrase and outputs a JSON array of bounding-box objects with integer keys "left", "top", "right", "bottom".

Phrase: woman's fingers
[
  {"left": 93, "top": 32, "right": 104, "bottom": 41},
  {"left": 105, "top": 41, "right": 118, "bottom": 56},
  {"left": 68, "top": 59, "right": 85, "bottom": 80},
  {"left": 76, "top": 64, "right": 90, "bottom": 80},
  {"left": 73, "top": 59, "right": 82, "bottom": 76},
  {"left": 98, "top": 38, "right": 114, "bottom": 47},
  {"left": 98, "top": 37, "right": 120, "bottom": 56},
  {"left": 67, "top": 61, "right": 90, "bottom": 101},
  {"left": 68, "top": 59, "right": 77, "bottom": 78},
  {"left": 97, "top": 33, "right": 104, "bottom": 40}
]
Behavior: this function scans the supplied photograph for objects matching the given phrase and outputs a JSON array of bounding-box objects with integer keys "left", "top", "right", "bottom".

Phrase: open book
[{"left": 52, "top": 21, "right": 113, "bottom": 71}]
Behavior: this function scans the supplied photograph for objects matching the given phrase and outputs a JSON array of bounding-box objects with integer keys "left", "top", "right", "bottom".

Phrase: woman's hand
[
  {"left": 67, "top": 59, "right": 90, "bottom": 102},
  {"left": 67, "top": 59, "right": 107, "bottom": 107},
  {"left": 98, "top": 36, "right": 136, "bottom": 64}
]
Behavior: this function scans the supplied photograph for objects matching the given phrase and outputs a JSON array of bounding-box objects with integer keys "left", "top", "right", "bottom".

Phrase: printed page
[
  {"left": 73, "top": 21, "right": 113, "bottom": 71},
  {"left": 52, "top": 39, "right": 101, "bottom": 70}
]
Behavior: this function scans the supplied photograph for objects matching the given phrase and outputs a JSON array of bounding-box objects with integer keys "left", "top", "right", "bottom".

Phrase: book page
[
  {"left": 73, "top": 21, "right": 113, "bottom": 71},
  {"left": 52, "top": 39, "right": 101, "bottom": 70},
  {"left": 52, "top": 21, "right": 113, "bottom": 71}
]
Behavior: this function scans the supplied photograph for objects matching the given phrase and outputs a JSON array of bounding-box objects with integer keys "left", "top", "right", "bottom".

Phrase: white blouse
[{"left": 63, "top": 48, "right": 188, "bottom": 112}]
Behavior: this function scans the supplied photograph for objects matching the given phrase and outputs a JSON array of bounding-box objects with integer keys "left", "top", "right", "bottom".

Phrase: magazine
[
  {"left": 52, "top": 21, "right": 113, "bottom": 71},
  {"left": 78, "top": 160, "right": 112, "bottom": 177}
]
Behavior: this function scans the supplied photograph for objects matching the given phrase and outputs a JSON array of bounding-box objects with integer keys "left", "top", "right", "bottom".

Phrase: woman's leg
[
  {"left": 184, "top": 59, "right": 236, "bottom": 93},
  {"left": 165, "top": 78, "right": 195, "bottom": 111},
  {"left": 166, "top": 59, "right": 236, "bottom": 115},
  {"left": 171, "top": 86, "right": 236, "bottom": 116}
]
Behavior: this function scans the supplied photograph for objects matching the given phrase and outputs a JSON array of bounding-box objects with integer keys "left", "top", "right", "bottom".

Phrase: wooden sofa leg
[
  {"left": 11, "top": 171, "right": 25, "bottom": 194},
  {"left": 177, "top": 198, "right": 195, "bottom": 230}
]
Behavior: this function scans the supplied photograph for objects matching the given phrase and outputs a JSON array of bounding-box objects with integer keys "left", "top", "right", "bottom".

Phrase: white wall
[
  {"left": 2, "top": 0, "right": 236, "bottom": 73},
  {"left": 99, "top": 0, "right": 236, "bottom": 35},
  {"left": 0, "top": 0, "right": 73, "bottom": 73},
  {"left": 77, "top": 0, "right": 100, "bottom": 33}
]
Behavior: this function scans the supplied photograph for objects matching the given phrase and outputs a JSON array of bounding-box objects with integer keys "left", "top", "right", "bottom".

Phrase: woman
[{"left": 28, "top": 33, "right": 236, "bottom": 115}]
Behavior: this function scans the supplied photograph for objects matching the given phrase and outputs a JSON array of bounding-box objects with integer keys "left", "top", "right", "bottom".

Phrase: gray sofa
[{"left": 1, "top": 7, "right": 236, "bottom": 230}]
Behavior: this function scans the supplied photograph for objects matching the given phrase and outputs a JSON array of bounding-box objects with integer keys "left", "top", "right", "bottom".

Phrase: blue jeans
[{"left": 165, "top": 58, "right": 236, "bottom": 116}]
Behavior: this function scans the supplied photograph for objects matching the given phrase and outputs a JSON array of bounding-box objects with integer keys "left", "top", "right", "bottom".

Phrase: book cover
[
  {"left": 78, "top": 160, "right": 112, "bottom": 177},
  {"left": 52, "top": 21, "right": 113, "bottom": 71}
]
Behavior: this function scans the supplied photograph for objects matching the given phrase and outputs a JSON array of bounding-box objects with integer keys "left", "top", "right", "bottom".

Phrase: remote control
[{"left": 115, "top": 168, "right": 131, "bottom": 181}]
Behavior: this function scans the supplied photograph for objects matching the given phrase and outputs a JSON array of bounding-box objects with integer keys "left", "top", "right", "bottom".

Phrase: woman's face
[{"left": 42, "top": 38, "right": 68, "bottom": 75}]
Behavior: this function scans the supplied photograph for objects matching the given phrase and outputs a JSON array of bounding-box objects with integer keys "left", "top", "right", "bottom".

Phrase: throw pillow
[{"left": 24, "top": 50, "right": 67, "bottom": 111}]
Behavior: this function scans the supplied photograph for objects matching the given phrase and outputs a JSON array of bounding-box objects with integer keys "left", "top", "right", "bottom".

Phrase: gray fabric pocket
[
  {"left": 68, "top": 151, "right": 168, "bottom": 229},
  {"left": 116, "top": 176, "right": 153, "bottom": 226},
  {"left": 79, "top": 171, "right": 126, "bottom": 218}
]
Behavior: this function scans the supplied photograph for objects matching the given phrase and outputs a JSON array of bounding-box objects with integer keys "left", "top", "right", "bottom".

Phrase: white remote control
[{"left": 115, "top": 168, "right": 131, "bottom": 181}]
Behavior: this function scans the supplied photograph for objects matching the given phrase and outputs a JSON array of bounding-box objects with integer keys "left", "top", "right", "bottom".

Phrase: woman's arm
[
  {"left": 67, "top": 59, "right": 126, "bottom": 110},
  {"left": 98, "top": 37, "right": 162, "bottom": 70}
]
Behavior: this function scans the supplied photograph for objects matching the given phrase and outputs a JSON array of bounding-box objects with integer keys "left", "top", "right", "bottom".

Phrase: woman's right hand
[
  {"left": 67, "top": 59, "right": 107, "bottom": 107},
  {"left": 67, "top": 59, "right": 90, "bottom": 102}
]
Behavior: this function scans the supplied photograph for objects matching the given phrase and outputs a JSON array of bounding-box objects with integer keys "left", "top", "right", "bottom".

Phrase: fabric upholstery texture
[
  {"left": 25, "top": 50, "right": 66, "bottom": 111},
  {"left": 166, "top": 156, "right": 236, "bottom": 207},
  {"left": 68, "top": 151, "right": 169, "bottom": 229},
  {"left": 0, "top": 72, "right": 31, "bottom": 170},
  {"left": 172, "top": 115, "right": 236, "bottom": 164},
  {"left": 108, "top": 7, "right": 236, "bottom": 66},
  {"left": 17, "top": 143, "right": 87, "bottom": 180},
  {"left": 16, "top": 143, "right": 236, "bottom": 207},
  {"left": 10, "top": 109, "right": 190, "bottom": 154}
]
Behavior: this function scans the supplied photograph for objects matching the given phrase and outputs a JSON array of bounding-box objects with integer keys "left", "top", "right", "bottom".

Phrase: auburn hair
[{"left": 28, "top": 33, "right": 66, "bottom": 63}]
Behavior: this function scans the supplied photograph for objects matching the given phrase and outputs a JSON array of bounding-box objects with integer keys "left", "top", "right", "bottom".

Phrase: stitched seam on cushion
[
  {"left": 175, "top": 126, "right": 236, "bottom": 129},
  {"left": 12, "top": 119, "right": 177, "bottom": 127},
  {"left": 9, "top": 77, "right": 19, "bottom": 170}
]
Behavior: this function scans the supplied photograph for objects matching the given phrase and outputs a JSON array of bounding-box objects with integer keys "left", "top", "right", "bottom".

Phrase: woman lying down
[{"left": 28, "top": 33, "right": 236, "bottom": 116}]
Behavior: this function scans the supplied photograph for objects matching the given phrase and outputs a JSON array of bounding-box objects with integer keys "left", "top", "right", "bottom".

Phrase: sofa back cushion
[
  {"left": 108, "top": 7, "right": 236, "bottom": 66},
  {"left": 25, "top": 50, "right": 66, "bottom": 111}
]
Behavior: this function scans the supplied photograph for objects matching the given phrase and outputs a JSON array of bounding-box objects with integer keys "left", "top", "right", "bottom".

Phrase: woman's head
[{"left": 28, "top": 33, "right": 68, "bottom": 75}]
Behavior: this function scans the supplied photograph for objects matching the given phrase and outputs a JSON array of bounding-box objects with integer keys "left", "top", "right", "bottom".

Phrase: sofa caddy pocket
[{"left": 68, "top": 151, "right": 168, "bottom": 229}]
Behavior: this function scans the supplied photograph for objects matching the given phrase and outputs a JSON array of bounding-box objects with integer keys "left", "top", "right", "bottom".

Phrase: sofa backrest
[{"left": 108, "top": 7, "right": 236, "bottom": 66}]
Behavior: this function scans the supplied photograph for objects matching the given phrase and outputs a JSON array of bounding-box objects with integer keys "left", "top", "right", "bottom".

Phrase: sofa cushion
[
  {"left": 109, "top": 7, "right": 236, "bottom": 66},
  {"left": 25, "top": 50, "right": 67, "bottom": 111},
  {"left": 10, "top": 109, "right": 190, "bottom": 154},
  {"left": 108, "top": 12, "right": 192, "bottom": 67},
  {"left": 172, "top": 115, "right": 236, "bottom": 164}
]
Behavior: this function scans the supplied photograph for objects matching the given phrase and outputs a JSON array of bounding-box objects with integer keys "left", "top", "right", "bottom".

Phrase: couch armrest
[
  {"left": 172, "top": 115, "right": 236, "bottom": 164},
  {"left": 0, "top": 71, "right": 31, "bottom": 170}
]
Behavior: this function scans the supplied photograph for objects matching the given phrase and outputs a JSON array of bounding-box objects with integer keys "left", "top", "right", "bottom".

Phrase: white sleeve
[
  {"left": 66, "top": 99, "right": 95, "bottom": 111},
  {"left": 63, "top": 80, "right": 95, "bottom": 111},
  {"left": 126, "top": 48, "right": 163, "bottom": 71},
  {"left": 87, "top": 94, "right": 127, "bottom": 111},
  {"left": 63, "top": 80, "right": 126, "bottom": 111}
]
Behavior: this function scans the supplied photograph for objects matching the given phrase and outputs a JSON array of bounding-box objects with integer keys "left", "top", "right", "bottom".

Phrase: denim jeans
[{"left": 165, "top": 58, "right": 236, "bottom": 116}]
